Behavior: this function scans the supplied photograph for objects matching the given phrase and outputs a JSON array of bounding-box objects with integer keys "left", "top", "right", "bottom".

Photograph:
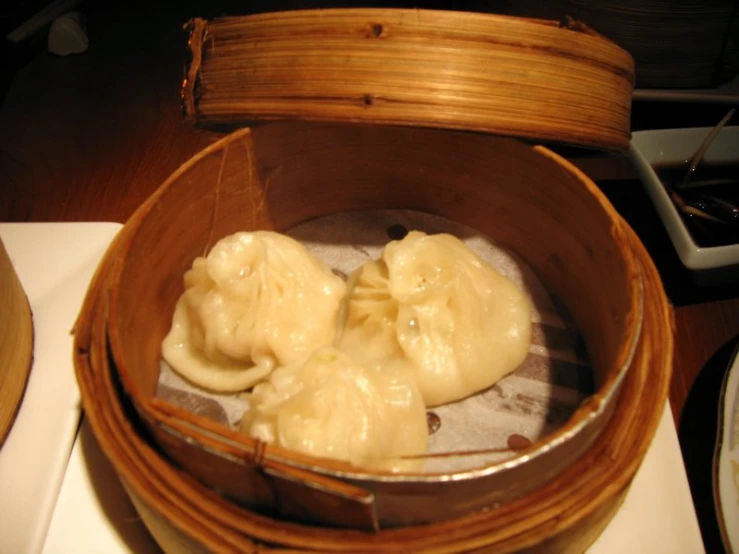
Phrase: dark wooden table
[
  {"left": 2, "top": 4, "right": 738, "bottom": 553},
  {"left": 1, "top": 2, "right": 738, "bottom": 424}
]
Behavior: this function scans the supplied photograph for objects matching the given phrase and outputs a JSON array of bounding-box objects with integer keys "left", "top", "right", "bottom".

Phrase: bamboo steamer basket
[
  {"left": 71, "top": 8, "right": 670, "bottom": 552},
  {"left": 0, "top": 237, "right": 34, "bottom": 446},
  {"left": 72, "top": 183, "right": 671, "bottom": 552},
  {"left": 101, "top": 120, "right": 641, "bottom": 529}
]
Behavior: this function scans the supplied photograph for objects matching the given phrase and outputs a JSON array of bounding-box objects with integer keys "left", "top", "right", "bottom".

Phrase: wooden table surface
[{"left": 1, "top": 2, "right": 738, "bottom": 426}]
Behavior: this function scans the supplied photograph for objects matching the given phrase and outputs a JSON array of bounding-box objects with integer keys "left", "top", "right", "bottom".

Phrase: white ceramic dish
[
  {"left": 630, "top": 126, "right": 739, "bottom": 280},
  {"left": 715, "top": 340, "right": 739, "bottom": 554}
]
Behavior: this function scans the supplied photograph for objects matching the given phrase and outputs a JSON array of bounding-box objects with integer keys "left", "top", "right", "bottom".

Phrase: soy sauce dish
[{"left": 630, "top": 126, "right": 739, "bottom": 284}]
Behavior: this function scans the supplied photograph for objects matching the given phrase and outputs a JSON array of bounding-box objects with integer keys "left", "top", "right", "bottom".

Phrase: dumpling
[
  {"left": 161, "top": 296, "right": 273, "bottom": 392},
  {"left": 162, "top": 231, "right": 346, "bottom": 392},
  {"left": 337, "top": 231, "right": 532, "bottom": 407},
  {"left": 241, "top": 347, "right": 428, "bottom": 472}
]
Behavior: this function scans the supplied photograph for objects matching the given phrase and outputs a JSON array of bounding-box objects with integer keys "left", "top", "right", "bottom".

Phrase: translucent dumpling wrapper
[
  {"left": 241, "top": 347, "right": 428, "bottom": 472},
  {"left": 162, "top": 231, "right": 346, "bottom": 392},
  {"left": 337, "top": 231, "right": 532, "bottom": 407}
]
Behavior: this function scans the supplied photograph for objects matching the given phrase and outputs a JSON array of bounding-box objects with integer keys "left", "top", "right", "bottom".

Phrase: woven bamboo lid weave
[{"left": 182, "top": 9, "right": 635, "bottom": 152}]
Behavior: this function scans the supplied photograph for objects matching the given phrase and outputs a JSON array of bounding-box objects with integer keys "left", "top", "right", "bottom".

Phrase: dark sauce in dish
[{"left": 655, "top": 162, "right": 739, "bottom": 247}]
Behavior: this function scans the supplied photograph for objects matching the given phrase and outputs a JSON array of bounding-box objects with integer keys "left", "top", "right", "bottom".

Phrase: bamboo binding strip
[{"left": 182, "top": 10, "right": 635, "bottom": 152}]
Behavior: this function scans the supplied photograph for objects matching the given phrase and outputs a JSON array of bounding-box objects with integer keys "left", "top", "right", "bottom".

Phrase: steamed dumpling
[
  {"left": 241, "top": 347, "right": 428, "bottom": 472},
  {"left": 162, "top": 296, "right": 273, "bottom": 392},
  {"left": 162, "top": 231, "right": 346, "bottom": 392},
  {"left": 337, "top": 231, "right": 532, "bottom": 407}
]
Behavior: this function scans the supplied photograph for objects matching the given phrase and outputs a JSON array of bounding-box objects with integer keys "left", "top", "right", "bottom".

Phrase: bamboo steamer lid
[
  {"left": 0, "top": 238, "right": 34, "bottom": 446},
  {"left": 182, "top": 9, "right": 635, "bottom": 152}
]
